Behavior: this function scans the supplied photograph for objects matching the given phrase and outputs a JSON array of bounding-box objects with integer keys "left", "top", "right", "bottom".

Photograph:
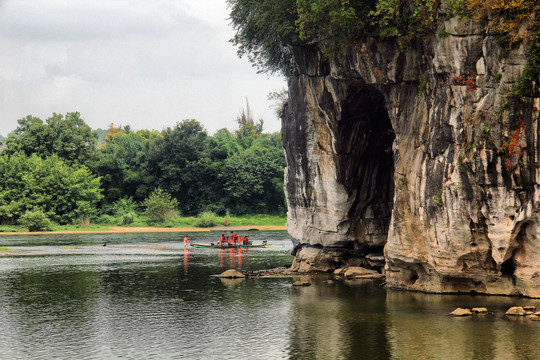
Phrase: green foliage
[
  {"left": 143, "top": 188, "right": 179, "bottom": 223},
  {"left": 119, "top": 212, "right": 136, "bottom": 226},
  {"left": 112, "top": 198, "right": 138, "bottom": 217},
  {"left": 446, "top": 0, "right": 469, "bottom": 18},
  {"left": 3, "top": 112, "right": 98, "bottom": 165},
  {"left": 438, "top": 27, "right": 450, "bottom": 38},
  {"left": 3, "top": 104, "right": 287, "bottom": 223},
  {"left": 516, "top": 39, "right": 540, "bottom": 98},
  {"left": 0, "top": 153, "right": 103, "bottom": 224},
  {"left": 148, "top": 120, "right": 208, "bottom": 215},
  {"left": 18, "top": 210, "right": 54, "bottom": 232},
  {"left": 112, "top": 198, "right": 138, "bottom": 225},
  {"left": 227, "top": 0, "right": 299, "bottom": 74},
  {"left": 296, "top": 0, "right": 374, "bottom": 55},
  {"left": 370, "top": 0, "right": 439, "bottom": 40},
  {"left": 90, "top": 131, "right": 156, "bottom": 203},
  {"left": 235, "top": 99, "right": 264, "bottom": 146},
  {"left": 267, "top": 89, "right": 289, "bottom": 118},
  {"left": 220, "top": 135, "right": 286, "bottom": 214},
  {"left": 227, "top": 0, "right": 442, "bottom": 73},
  {"left": 195, "top": 211, "right": 218, "bottom": 228}
]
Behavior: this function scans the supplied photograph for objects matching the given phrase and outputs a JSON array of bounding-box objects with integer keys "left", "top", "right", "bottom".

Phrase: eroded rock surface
[{"left": 283, "top": 14, "right": 540, "bottom": 296}]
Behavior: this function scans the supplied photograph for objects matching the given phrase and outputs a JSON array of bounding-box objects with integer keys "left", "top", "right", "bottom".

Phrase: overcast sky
[{"left": 0, "top": 0, "right": 287, "bottom": 136}]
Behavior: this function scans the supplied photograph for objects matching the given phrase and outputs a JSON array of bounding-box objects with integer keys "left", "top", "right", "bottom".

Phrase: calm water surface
[{"left": 0, "top": 231, "right": 538, "bottom": 359}]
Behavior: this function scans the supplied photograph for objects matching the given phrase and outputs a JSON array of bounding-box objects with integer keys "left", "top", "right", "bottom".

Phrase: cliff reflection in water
[
  {"left": 287, "top": 279, "right": 540, "bottom": 360},
  {"left": 287, "top": 279, "right": 390, "bottom": 360},
  {"left": 385, "top": 291, "right": 540, "bottom": 360}
]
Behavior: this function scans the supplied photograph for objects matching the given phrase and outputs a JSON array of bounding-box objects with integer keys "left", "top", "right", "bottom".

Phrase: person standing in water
[{"left": 183, "top": 235, "right": 189, "bottom": 247}]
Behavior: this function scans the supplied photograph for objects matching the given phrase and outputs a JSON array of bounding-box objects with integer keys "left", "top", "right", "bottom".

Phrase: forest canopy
[{"left": 0, "top": 111, "right": 285, "bottom": 228}]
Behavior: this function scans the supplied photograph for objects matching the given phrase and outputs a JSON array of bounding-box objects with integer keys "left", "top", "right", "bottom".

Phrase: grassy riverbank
[{"left": 0, "top": 214, "right": 287, "bottom": 235}]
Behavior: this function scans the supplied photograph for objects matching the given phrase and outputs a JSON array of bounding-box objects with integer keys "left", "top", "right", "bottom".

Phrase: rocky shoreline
[{"left": 219, "top": 265, "right": 385, "bottom": 281}]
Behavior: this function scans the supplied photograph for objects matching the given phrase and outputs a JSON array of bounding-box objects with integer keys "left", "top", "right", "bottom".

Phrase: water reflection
[
  {"left": 0, "top": 232, "right": 540, "bottom": 359},
  {"left": 385, "top": 291, "right": 540, "bottom": 360},
  {"left": 287, "top": 279, "right": 540, "bottom": 360},
  {"left": 183, "top": 247, "right": 189, "bottom": 276},
  {"left": 220, "top": 278, "right": 245, "bottom": 287},
  {"left": 0, "top": 231, "right": 294, "bottom": 359},
  {"left": 287, "top": 278, "right": 390, "bottom": 360}
]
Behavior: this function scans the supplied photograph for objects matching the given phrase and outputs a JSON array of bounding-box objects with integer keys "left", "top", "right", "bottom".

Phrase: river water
[{"left": 0, "top": 231, "right": 538, "bottom": 359}]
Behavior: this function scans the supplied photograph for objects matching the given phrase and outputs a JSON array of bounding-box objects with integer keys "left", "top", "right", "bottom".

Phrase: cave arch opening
[
  {"left": 501, "top": 221, "right": 532, "bottom": 282},
  {"left": 338, "top": 84, "right": 395, "bottom": 254}
]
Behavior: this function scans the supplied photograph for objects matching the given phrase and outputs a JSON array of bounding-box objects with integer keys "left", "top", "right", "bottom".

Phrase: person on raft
[
  {"left": 235, "top": 236, "right": 242, "bottom": 246},
  {"left": 218, "top": 234, "right": 225, "bottom": 245},
  {"left": 243, "top": 236, "right": 250, "bottom": 245},
  {"left": 228, "top": 236, "right": 234, "bottom": 246},
  {"left": 183, "top": 236, "right": 189, "bottom": 247}
]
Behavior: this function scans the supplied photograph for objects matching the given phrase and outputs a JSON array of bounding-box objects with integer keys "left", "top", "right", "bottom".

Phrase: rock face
[{"left": 282, "top": 15, "right": 540, "bottom": 296}]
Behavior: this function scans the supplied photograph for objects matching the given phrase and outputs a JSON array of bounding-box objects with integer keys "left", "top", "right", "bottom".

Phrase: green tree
[
  {"left": 143, "top": 188, "right": 179, "bottom": 223},
  {"left": 220, "top": 133, "right": 285, "bottom": 214},
  {"left": 235, "top": 99, "right": 264, "bottom": 148},
  {"left": 3, "top": 112, "right": 98, "bottom": 165},
  {"left": 296, "top": 0, "right": 374, "bottom": 54},
  {"left": 149, "top": 120, "right": 210, "bottom": 215},
  {"left": 227, "top": 0, "right": 299, "bottom": 74},
  {"left": 0, "top": 153, "right": 103, "bottom": 224},
  {"left": 19, "top": 210, "right": 54, "bottom": 232},
  {"left": 91, "top": 131, "right": 157, "bottom": 203}
]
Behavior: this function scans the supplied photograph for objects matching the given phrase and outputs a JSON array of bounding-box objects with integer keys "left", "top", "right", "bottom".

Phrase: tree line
[{"left": 0, "top": 110, "right": 286, "bottom": 229}]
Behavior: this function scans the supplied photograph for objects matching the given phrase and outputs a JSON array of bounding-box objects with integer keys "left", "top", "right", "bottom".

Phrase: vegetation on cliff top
[{"left": 228, "top": 0, "right": 538, "bottom": 95}]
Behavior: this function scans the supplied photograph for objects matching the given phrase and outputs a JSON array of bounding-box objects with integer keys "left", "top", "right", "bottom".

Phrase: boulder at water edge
[
  {"left": 505, "top": 307, "right": 526, "bottom": 316},
  {"left": 472, "top": 308, "right": 488, "bottom": 314},
  {"left": 450, "top": 308, "right": 472, "bottom": 316}
]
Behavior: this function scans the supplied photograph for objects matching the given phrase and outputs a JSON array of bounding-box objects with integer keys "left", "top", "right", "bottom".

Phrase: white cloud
[{"left": 0, "top": 0, "right": 286, "bottom": 136}]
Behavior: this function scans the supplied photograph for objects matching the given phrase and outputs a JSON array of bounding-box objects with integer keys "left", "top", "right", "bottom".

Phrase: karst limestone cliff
[{"left": 283, "top": 15, "right": 540, "bottom": 296}]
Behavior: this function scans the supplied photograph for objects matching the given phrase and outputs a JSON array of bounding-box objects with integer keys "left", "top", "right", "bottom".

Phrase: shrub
[
  {"left": 113, "top": 198, "right": 138, "bottom": 217},
  {"left": 113, "top": 198, "right": 138, "bottom": 225},
  {"left": 195, "top": 211, "right": 218, "bottom": 228},
  {"left": 119, "top": 212, "right": 136, "bottom": 225},
  {"left": 438, "top": 27, "right": 450, "bottom": 38},
  {"left": 143, "top": 188, "right": 179, "bottom": 223},
  {"left": 19, "top": 210, "right": 54, "bottom": 232},
  {"left": 94, "top": 214, "right": 116, "bottom": 225}
]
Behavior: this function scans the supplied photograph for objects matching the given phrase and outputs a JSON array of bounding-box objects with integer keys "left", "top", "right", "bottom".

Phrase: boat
[
  {"left": 197, "top": 227, "right": 268, "bottom": 248},
  {"left": 191, "top": 241, "right": 271, "bottom": 249}
]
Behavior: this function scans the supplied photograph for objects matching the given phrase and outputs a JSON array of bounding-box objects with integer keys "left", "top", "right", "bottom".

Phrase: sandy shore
[{"left": 0, "top": 225, "right": 287, "bottom": 236}]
